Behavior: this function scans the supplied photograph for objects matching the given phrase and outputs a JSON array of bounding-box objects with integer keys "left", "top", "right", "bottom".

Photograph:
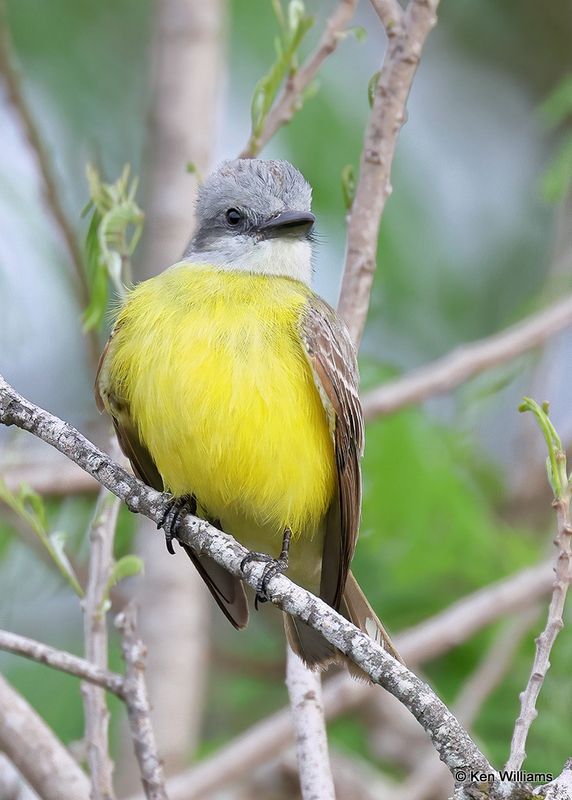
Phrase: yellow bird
[{"left": 96, "top": 159, "right": 399, "bottom": 669}]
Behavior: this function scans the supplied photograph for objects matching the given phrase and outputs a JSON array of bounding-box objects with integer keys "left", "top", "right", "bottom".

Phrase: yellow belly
[{"left": 107, "top": 264, "right": 336, "bottom": 554}]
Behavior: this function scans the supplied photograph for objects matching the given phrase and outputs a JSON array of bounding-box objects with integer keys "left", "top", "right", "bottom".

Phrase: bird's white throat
[{"left": 186, "top": 237, "right": 313, "bottom": 286}]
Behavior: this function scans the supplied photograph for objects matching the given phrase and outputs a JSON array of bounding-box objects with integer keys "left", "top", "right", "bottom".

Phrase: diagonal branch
[
  {"left": 361, "top": 293, "right": 572, "bottom": 421},
  {"left": 0, "top": 672, "right": 91, "bottom": 800},
  {"left": 124, "top": 561, "right": 553, "bottom": 800},
  {"left": 338, "top": 0, "right": 440, "bottom": 346},
  {"left": 239, "top": 0, "right": 359, "bottom": 158},
  {"left": 0, "top": 629, "right": 125, "bottom": 696},
  {"left": 0, "top": 372, "right": 492, "bottom": 784}
]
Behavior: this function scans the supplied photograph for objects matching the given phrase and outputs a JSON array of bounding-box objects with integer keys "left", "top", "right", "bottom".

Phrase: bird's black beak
[{"left": 258, "top": 211, "right": 315, "bottom": 239}]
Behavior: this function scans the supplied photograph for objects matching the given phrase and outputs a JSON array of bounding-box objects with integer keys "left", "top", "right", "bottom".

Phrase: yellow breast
[{"left": 106, "top": 264, "right": 336, "bottom": 539}]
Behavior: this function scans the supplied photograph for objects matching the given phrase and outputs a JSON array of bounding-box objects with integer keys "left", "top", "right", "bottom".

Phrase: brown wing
[
  {"left": 299, "top": 295, "right": 364, "bottom": 611},
  {"left": 95, "top": 326, "right": 249, "bottom": 630}
]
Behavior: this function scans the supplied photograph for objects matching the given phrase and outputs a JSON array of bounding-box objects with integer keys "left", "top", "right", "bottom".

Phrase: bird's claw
[
  {"left": 240, "top": 528, "right": 292, "bottom": 608},
  {"left": 157, "top": 494, "right": 197, "bottom": 555}
]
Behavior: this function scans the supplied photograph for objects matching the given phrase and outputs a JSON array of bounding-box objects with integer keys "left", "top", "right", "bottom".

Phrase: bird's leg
[
  {"left": 240, "top": 527, "right": 292, "bottom": 607},
  {"left": 157, "top": 494, "right": 197, "bottom": 554}
]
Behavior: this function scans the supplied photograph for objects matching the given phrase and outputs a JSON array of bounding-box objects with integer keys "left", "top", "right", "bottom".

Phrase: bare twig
[
  {"left": 239, "top": 0, "right": 359, "bottom": 158},
  {"left": 82, "top": 488, "right": 120, "bottom": 800},
  {"left": 286, "top": 647, "right": 335, "bottom": 800},
  {"left": 0, "top": 373, "right": 493, "bottom": 784},
  {"left": 0, "top": 5, "right": 90, "bottom": 313},
  {"left": 361, "top": 294, "right": 572, "bottom": 420},
  {"left": 338, "top": 0, "right": 439, "bottom": 345},
  {"left": 125, "top": 561, "right": 552, "bottom": 800},
  {"left": 0, "top": 629, "right": 125, "bottom": 696},
  {"left": 393, "top": 608, "right": 541, "bottom": 800},
  {"left": 115, "top": 605, "right": 168, "bottom": 800},
  {"left": 506, "top": 492, "right": 572, "bottom": 770},
  {"left": 0, "top": 672, "right": 91, "bottom": 800}
]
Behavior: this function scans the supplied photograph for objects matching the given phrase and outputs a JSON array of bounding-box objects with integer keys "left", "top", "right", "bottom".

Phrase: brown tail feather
[
  {"left": 284, "top": 570, "right": 403, "bottom": 675},
  {"left": 340, "top": 571, "right": 404, "bottom": 670}
]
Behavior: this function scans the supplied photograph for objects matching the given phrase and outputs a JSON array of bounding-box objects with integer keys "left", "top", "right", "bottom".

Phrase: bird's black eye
[{"left": 225, "top": 208, "right": 243, "bottom": 226}]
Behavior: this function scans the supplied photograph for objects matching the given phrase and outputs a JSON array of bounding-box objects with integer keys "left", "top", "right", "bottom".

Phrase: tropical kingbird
[{"left": 96, "top": 159, "right": 400, "bottom": 669}]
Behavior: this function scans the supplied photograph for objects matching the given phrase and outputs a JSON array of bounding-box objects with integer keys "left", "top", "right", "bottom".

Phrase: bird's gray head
[{"left": 184, "top": 159, "right": 315, "bottom": 285}]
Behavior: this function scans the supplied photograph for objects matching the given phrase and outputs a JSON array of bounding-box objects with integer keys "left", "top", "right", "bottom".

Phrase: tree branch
[
  {"left": 506, "top": 490, "right": 572, "bottom": 771},
  {"left": 115, "top": 605, "right": 168, "bottom": 800},
  {"left": 370, "top": 0, "right": 404, "bottom": 32},
  {"left": 286, "top": 647, "right": 335, "bottom": 799},
  {"left": 0, "top": 672, "right": 91, "bottom": 800},
  {"left": 394, "top": 608, "right": 541, "bottom": 800},
  {"left": 0, "top": 629, "right": 125, "bottom": 696},
  {"left": 0, "top": 753, "right": 38, "bottom": 800},
  {"left": 361, "top": 294, "right": 572, "bottom": 420},
  {"left": 124, "top": 561, "right": 552, "bottom": 800},
  {"left": 82, "top": 488, "right": 120, "bottom": 800},
  {"left": 0, "top": 372, "right": 493, "bottom": 785},
  {"left": 338, "top": 0, "right": 439, "bottom": 345},
  {"left": 239, "top": 0, "right": 359, "bottom": 158}
]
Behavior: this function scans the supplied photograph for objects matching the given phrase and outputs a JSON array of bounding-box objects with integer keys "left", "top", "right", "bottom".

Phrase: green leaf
[
  {"left": 519, "top": 396, "right": 568, "bottom": 499},
  {"left": 368, "top": 71, "right": 381, "bottom": 108},
  {"left": 341, "top": 164, "right": 356, "bottom": 211},
  {"left": 341, "top": 25, "right": 367, "bottom": 42},
  {"left": 0, "top": 478, "right": 83, "bottom": 596},
  {"left": 248, "top": 0, "right": 315, "bottom": 143},
  {"left": 82, "top": 164, "right": 144, "bottom": 329},
  {"left": 99, "top": 554, "right": 144, "bottom": 612},
  {"left": 108, "top": 554, "right": 144, "bottom": 587},
  {"left": 48, "top": 531, "right": 83, "bottom": 595}
]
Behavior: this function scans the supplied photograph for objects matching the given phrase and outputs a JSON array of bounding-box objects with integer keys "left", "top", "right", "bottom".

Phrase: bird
[{"left": 95, "top": 158, "right": 400, "bottom": 671}]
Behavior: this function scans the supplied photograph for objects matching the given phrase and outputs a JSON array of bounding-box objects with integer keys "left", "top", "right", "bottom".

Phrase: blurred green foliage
[
  {"left": 83, "top": 164, "right": 144, "bottom": 330},
  {"left": 1, "top": 0, "right": 572, "bottom": 790}
]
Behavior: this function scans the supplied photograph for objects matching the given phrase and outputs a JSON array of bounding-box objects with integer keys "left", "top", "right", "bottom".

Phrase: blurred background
[{"left": 1, "top": 0, "right": 572, "bottom": 797}]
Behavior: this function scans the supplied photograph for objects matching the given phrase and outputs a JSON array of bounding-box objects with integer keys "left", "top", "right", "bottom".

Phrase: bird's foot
[
  {"left": 157, "top": 494, "right": 197, "bottom": 554},
  {"left": 240, "top": 528, "right": 292, "bottom": 607}
]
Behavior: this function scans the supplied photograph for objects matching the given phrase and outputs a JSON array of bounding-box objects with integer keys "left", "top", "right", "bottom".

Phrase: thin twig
[
  {"left": 0, "top": 373, "right": 493, "bottom": 784},
  {"left": 0, "top": 630, "right": 123, "bottom": 698},
  {"left": 239, "top": 0, "right": 359, "bottom": 158},
  {"left": 0, "top": 672, "right": 91, "bottom": 800},
  {"left": 0, "top": 629, "right": 125, "bottom": 696},
  {"left": 361, "top": 293, "right": 572, "bottom": 420},
  {"left": 286, "top": 647, "right": 335, "bottom": 800},
  {"left": 392, "top": 607, "right": 541, "bottom": 800},
  {"left": 338, "top": 0, "right": 440, "bottom": 345},
  {"left": 82, "top": 488, "right": 120, "bottom": 800},
  {"left": 125, "top": 561, "right": 553, "bottom": 800},
  {"left": 506, "top": 491, "right": 572, "bottom": 771},
  {"left": 115, "top": 605, "right": 168, "bottom": 800},
  {"left": 0, "top": 5, "right": 91, "bottom": 314}
]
